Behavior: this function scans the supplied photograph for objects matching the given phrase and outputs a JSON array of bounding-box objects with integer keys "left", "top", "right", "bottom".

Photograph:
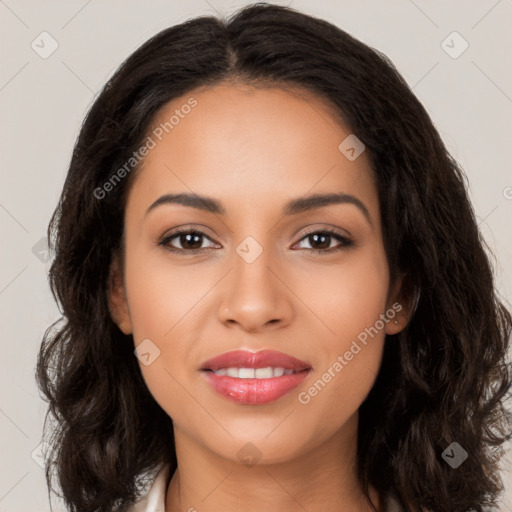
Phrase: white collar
[{"left": 126, "top": 463, "right": 170, "bottom": 512}]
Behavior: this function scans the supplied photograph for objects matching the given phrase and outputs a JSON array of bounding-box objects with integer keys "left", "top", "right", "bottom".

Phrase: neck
[{"left": 165, "top": 413, "right": 381, "bottom": 512}]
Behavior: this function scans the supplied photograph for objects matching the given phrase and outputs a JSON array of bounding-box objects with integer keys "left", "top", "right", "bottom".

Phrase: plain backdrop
[{"left": 0, "top": 1, "right": 511, "bottom": 510}]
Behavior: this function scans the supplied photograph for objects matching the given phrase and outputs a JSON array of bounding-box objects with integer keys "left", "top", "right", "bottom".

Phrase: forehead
[{"left": 126, "top": 82, "right": 378, "bottom": 220}]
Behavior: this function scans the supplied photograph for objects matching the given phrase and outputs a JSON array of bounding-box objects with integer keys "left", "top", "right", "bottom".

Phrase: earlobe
[{"left": 107, "top": 255, "right": 133, "bottom": 335}]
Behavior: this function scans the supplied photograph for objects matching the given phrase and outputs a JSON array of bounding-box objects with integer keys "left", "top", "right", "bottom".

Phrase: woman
[{"left": 36, "top": 3, "right": 512, "bottom": 511}]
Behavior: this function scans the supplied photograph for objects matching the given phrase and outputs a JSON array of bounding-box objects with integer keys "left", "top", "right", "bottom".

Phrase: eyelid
[
  {"left": 296, "top": 224, "right": 352, "bottom": 239},
  {"left": 160, "top": 224, "right": 218, "bottom": 241}
]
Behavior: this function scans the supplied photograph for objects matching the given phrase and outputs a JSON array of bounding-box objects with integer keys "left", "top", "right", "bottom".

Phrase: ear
[
  {"left": 107, "top": 254, "right": 133, "bottom": 335},
  {"left": 385, "top": 273, "right": 419, "bottom": 335}
]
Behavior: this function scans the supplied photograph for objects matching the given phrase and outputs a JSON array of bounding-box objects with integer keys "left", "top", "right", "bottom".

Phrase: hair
[{"left": 36, "top": 3, "right": 512, "bottom": 511}]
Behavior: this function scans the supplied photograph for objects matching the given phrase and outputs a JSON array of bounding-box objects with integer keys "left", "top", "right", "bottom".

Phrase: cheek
[
  {"left": 124, "top": 247, "right": 204, "bottom": 340},
  {"left": 296, "top": 338, "right": 385, "bottom": 446},
  {"left": 297, "top": 247, "right": 389, "bottom": 343},
  {"left": 124, "top": 251, "right": 205, "bottom": 420},
  {"left": 293, "top": 248, "right": 389, "bottom": 416}
]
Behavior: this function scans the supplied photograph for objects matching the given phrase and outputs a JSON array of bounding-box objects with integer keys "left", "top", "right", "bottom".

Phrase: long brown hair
[{"left": 36, "top": 3, "right": 512, "bottom": 511}]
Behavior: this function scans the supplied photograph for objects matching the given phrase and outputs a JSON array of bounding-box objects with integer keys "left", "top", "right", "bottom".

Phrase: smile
[
  {"left": 200, "top": 349, "right": 312, "bottom": 405},
  {"left": 207, "top": 367, "right": 298, "bottom": 378}
]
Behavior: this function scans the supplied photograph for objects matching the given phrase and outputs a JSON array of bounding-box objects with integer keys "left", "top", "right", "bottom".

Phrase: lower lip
[{"left": 201, "top": 369, "right": 311, "bottom": 405}]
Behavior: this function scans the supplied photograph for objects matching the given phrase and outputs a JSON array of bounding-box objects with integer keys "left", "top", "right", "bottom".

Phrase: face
[{"left": 109, "top": 82, "right": 405, "bottom": 466}]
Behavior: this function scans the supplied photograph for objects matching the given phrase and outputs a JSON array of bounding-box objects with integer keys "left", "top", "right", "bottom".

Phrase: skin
[{"left": 109, "top": 82, "right": 411, "bottom": 512}]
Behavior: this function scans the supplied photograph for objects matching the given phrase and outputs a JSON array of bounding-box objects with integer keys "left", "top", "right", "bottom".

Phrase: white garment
[
  {"left": 125, "top": 463, "right": 403, "bottom": 511},
  {"left": 126, "top": 463, "right": 170, "bottom": 512}
]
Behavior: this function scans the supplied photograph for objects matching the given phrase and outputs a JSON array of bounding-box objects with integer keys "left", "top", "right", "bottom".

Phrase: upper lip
[{"left": 200, "top": 350, "right": 312, "bottom": 372}]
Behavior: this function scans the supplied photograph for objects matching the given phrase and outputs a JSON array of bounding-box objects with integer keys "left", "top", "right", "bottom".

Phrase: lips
[
  {"left": 200, "top": 350, "right": 312, "bottom": 405},
  {"left": 200, "top": 349, "right": 311, "bottom": 372}
]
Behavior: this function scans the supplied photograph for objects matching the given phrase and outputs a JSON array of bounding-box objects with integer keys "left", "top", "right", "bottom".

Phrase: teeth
[
  {"left": 212, "top": 367, "right": 296, "bottom": 378},
  {"left": 255, "top": 367, "right": 273, "bottom": 378},
  {"left": 273, "top": 367, "right": 285, "bottom": 377},
  {"left": 239, "top": 368, "right": 255, "bottom": 379},
  {"left": 226, "top": 367, "right": 239, "bottom": 378}
]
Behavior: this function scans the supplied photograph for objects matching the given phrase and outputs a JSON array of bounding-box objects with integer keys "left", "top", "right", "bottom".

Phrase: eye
[
  {"left": 293, "top": 229, "right": 354, "bottom": 254},
  {"left": 158, "top": 227, "right": 354, "bottom": 255},
  {"left": 158, "top": 228, "right": 219, "bottom": 254}
]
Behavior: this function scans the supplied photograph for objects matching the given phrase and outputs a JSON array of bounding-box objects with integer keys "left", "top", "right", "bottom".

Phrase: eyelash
[{"left": 158, "top": 227, "right": 354, "bottom": 255}]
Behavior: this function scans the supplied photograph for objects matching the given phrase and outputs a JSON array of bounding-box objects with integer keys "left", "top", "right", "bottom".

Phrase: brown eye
[
  {"left": 294, "top": 230, "right": 354, "bottom": 254},
  {"left": 159, "top": 229, "right": 218, "bottom": 254},
  {"left": 306, "top": 233, "right": 332, "bottom": 250},
  {"left": 175, "top": 232, "right": 204, "bottom": 250}
]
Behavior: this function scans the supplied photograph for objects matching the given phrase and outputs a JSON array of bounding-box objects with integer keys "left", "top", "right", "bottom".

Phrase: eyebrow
[{"left": 145, "top": 192, "right": 372, "bottom": 224}]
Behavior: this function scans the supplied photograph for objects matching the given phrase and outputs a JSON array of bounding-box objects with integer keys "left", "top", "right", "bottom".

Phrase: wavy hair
[{"left": 36, "top": 3, "right": 512, "bottom": 511}]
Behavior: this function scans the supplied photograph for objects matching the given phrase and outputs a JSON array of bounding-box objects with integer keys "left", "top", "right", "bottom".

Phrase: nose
[{"left": 217, "top": 244, "right": 294, "bottom": 333}]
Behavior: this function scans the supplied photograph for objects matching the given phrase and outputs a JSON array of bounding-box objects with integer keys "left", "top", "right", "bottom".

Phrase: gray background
[{"left": 1, "top": 0, "right": 511, "bottom": 510}]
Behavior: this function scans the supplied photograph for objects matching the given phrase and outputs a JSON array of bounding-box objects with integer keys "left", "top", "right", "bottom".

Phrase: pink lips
[
  {"left": 200, "top": 350, "right": 312, "bottom": 405},
  {"left": 200, "top": 349, "right": 311, "bottom": 372}
]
